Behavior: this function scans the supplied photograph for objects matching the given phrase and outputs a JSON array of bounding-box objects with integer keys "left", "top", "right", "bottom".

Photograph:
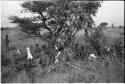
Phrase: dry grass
[{"left": 1, "top": 27, "right": 124, "bottom": 83}]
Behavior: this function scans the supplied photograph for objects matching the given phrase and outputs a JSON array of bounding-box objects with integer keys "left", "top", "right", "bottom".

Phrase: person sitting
[
  {"left": 26, "top": 47, "right": 33, "bottom": 60},
  {"left": 32, "top": 44, "right": 42, "bottom": 66},
  {"left": 54, "top": 44, "right": 65, "bottom": 63}
]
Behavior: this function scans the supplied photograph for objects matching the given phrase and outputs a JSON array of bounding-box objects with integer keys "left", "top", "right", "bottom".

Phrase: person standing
[
  {"left": 32, "top": 44, "right": 42, "bottom": 66},
  {"left": 4, "top": 35, "right": 10, "bottom": 50},
  {"left": 33, "top": 44, "right": 41, "bottom": 58}
]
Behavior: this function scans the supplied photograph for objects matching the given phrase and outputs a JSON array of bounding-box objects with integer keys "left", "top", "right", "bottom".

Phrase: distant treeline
[
  {"left": 1, "top": 26, "right": 124, "bottom": 31},
  {"left": 1, "top": 27, "right": 19, "bottom": 31}
]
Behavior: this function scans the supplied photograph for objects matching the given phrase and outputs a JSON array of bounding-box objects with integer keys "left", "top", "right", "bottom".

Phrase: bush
[
  {"left": 111, "top": 37, "right": 124, "bottom": 62},
  {"left": 89, "top": 28, "right": 107, "bottom": 57}
]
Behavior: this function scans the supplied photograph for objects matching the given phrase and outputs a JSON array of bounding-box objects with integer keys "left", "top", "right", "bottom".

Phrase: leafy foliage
[{"left": 9, "top": 0, "right": 102, "bottom": 48}]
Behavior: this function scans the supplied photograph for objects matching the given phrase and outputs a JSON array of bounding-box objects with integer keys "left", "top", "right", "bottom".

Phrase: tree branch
[{"left": 39, "top": 12, "right": 53, "bottom": 35}]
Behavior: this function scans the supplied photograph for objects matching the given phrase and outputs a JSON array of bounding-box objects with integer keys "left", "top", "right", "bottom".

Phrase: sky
[{"left": 0, "top": 1, "right": 124, "bottom": 27}]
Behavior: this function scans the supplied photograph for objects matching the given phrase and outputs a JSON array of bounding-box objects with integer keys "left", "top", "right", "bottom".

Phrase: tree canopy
[
  {"left": 99, "top": 22, "right": 108, "bottom": 28},
  {"left": 9, "top": 0, "right": 102, "bottom": 48}
]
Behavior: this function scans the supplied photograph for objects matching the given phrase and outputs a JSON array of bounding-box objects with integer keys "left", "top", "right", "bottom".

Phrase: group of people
[{"left": 4, "top": 34, "right": 98, "bottom": 68}]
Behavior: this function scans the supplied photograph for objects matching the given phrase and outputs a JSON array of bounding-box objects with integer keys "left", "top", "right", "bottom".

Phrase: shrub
[
  {"left": 89, "top": 28, "right": 107, "bottom": 57},
  {"left": 111, "top": 37, "right": 124, "bottom": 62}
]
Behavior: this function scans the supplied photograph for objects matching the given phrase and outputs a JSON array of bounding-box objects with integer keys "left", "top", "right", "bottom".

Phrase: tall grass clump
[
  {"left": 67, "top": 68, "right": 96, "bottom": 83},
  {"left": 1, "top": 54, "right": 14, "bottom": 83}
]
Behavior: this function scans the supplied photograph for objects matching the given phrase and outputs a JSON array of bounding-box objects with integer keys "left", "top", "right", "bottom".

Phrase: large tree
[{"left": 9, "top": 0, "right": 102, "bottom": 48}]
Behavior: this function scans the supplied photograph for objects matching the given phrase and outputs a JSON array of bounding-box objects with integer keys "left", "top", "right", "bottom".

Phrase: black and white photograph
[{"left": 0, "top": 0, "right": 124, "bottom": 83}]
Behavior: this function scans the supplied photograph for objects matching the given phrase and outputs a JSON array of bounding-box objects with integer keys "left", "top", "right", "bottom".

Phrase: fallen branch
[
  {"left": 67, "top": 61, "right": 103, "bottom": 75},
  {"left": 40, "top": 60, "right": 103, "bottom": 77},
  {"left": 66, "top": 62, "right": 83, "bottom": 71},
  {"left": 70, "top": 62, "right": 82, "bottom": 67}
]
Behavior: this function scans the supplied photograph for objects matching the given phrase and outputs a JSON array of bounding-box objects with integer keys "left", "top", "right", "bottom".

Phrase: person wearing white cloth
[
  {"left": 54, "top": 45, "right": 64, "bottom": 63},
  {"left": 26, "top": 47, "right": 33, "bottom": 60},
  {"left": 55, "top": 51, "right": 61, "bottom": 63},
  {"left": 107, "top": 47, "right": 110, "bottom": 52},
  {"left": 89, "top": 52, "right": 98, "bottom": 61}
]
